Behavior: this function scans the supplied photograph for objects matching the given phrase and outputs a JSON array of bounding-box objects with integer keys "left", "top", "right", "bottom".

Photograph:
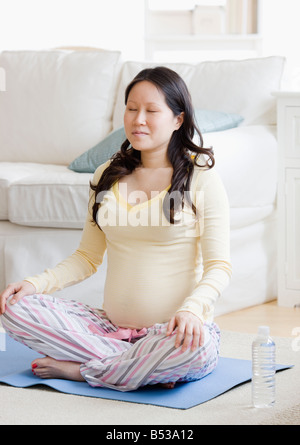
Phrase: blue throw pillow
[
  {"left": 195, "top": 109, "right": 243, "bottom": 134},
  {"left": 68, "top": 127, "right": 126, "bottom": 173},
  {"left": 68, "top": 110, "right": 243, "bottom": 173}
]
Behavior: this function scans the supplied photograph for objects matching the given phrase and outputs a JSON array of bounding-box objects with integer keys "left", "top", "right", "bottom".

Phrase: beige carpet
[{"left": 0, "top": 330, "right": 299, "bottom": 425}]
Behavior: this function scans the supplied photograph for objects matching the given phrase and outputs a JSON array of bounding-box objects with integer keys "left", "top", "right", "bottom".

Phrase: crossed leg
[{"left": 1, "top": 294, "right": 220, "bottom": 392}]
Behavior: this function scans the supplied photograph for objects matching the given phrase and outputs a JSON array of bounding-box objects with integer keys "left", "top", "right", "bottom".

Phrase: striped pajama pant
[{"left": 1, "top": 294, "right": 220, "bottom": 392}]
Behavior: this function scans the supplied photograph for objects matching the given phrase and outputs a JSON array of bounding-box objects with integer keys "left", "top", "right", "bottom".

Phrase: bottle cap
[{"left": 258, "top": 326, "right": 270, "bottom": 337}]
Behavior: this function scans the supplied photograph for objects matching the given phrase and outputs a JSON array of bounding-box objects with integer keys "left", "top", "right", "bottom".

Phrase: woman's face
[{"left": 124, "top": 80, "right": 183, "bottom": 158}]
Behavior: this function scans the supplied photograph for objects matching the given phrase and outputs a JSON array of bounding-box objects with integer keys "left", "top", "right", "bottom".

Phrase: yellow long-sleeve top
[{"left": 25, "top": 161, "right": 232, "bottom": 329}]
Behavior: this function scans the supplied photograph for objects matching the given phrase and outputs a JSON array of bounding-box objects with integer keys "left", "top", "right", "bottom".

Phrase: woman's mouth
[{"left": 132, "top": 131, "right": 149, "bottom": 136}]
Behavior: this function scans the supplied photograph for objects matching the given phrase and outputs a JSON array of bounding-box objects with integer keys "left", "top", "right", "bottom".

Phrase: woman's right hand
[{"left": 0, "top": 281, "right": 36, "bottom": 315}]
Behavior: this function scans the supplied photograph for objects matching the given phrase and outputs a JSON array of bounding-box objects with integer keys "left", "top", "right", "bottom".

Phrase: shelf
[
  {"left": 146, "top": 34, "right": 261, "bottom": 42},
  {"left": 145, "top": 33, "right": 262, "bottom": 60},
  {"left": 272, "top": 91, "right": 300, "bottom": 98}
]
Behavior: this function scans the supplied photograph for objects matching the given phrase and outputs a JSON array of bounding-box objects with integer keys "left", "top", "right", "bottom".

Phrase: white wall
[
  {"left": 0, "top": 0, "right": 300, "bottom": 89},
  {"left": 260, "top": 0, "right": 300, "bottom": 89},
  {"left": 0, "top": 0, "right": 145, "bottom": 60}
]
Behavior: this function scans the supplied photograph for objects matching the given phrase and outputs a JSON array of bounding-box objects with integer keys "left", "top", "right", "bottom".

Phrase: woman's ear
[{"left": 175, "top": 112, "right": 184, "bottom": 130}]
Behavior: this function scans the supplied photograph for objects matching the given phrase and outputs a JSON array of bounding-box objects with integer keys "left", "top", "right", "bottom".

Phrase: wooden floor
[{"left": 215, "top": 300, "right": 300, "bottom": 338}]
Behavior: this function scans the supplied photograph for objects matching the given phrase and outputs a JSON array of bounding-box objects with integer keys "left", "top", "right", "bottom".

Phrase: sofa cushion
[
  {"left": 68, "top": 126, "right": 126, "bottom": 174},
  {"left": 68, "top": 109, "right": 243, "bottom": 173},
  {"left": 0, "top": 49, "right": 121, "bottom": 165},
  {"left": 7, "top": 164, "right": 92, "bottom": 228},
  {"left": 207, "top": 124, "right": 278, "bottom": 227},
  {"left": 112, "top": 57, "right": 285, "bottom": 129},
  {"left": 0, "top": 163, "right": 51, "bottom": 220},
  {"left": 189, "top": 57, "right": 285, "bottom": 126}
]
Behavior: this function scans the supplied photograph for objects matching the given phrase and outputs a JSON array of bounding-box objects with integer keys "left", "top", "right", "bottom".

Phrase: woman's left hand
[{"left": 166, "top": 311, "right": 205, "bottom": 352}]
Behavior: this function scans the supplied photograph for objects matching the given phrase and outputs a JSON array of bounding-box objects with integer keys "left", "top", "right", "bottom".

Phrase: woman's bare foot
[
  {"left": 159, "top": 382, "right": 176, "bottom": 389},
  {"left": 31, "top": 357, "right": 85, "bottom": 382}
]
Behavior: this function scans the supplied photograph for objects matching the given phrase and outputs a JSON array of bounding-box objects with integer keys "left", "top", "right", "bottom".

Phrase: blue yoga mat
[{"left": 0, "top": 334, "right": 292, "bottom": 410}]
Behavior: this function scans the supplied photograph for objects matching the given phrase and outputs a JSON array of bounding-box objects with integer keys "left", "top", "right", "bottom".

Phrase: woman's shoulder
[
  {"left": 92, "top": 160, "right": 111, "bottom": 184},
  {"left": 191, "top": 161, "right": 223, "bottom": 192}
]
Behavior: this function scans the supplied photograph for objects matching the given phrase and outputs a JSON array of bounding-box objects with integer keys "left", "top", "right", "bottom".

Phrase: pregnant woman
[{"left": 0, "top": 66, "right": 231, "bottom": 391}]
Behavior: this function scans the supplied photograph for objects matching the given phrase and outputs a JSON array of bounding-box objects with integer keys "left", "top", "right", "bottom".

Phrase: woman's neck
[{"left": 140, "top": 151, "right": 171, "bottom": 169}]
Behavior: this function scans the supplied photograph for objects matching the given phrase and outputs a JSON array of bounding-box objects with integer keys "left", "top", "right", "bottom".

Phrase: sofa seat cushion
[
  {"left": 0, "top": 162, "right": 54, "bottom": 220},
  {"left": 6, "top": 163, "right": 92, "bottom": 228}
]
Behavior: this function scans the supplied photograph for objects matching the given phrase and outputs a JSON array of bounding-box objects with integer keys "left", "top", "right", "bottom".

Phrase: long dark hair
[{"left": 91, "top": 66, "right": 215, "bottom": 226}]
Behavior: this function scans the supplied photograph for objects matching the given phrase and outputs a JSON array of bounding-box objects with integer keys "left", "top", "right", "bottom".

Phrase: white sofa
[{"left": 0, "top": 49, "right": 285, "bottom": 316}]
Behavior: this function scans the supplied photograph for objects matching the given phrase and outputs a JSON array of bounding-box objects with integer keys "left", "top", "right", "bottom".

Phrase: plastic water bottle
[{"left": 252, "top": 326, "right": 276, "bottom": 408}]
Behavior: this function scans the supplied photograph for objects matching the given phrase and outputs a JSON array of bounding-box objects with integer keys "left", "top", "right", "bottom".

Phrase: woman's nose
[{"left": 133, "top": 110, "right": 146, "bottom": 125}]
